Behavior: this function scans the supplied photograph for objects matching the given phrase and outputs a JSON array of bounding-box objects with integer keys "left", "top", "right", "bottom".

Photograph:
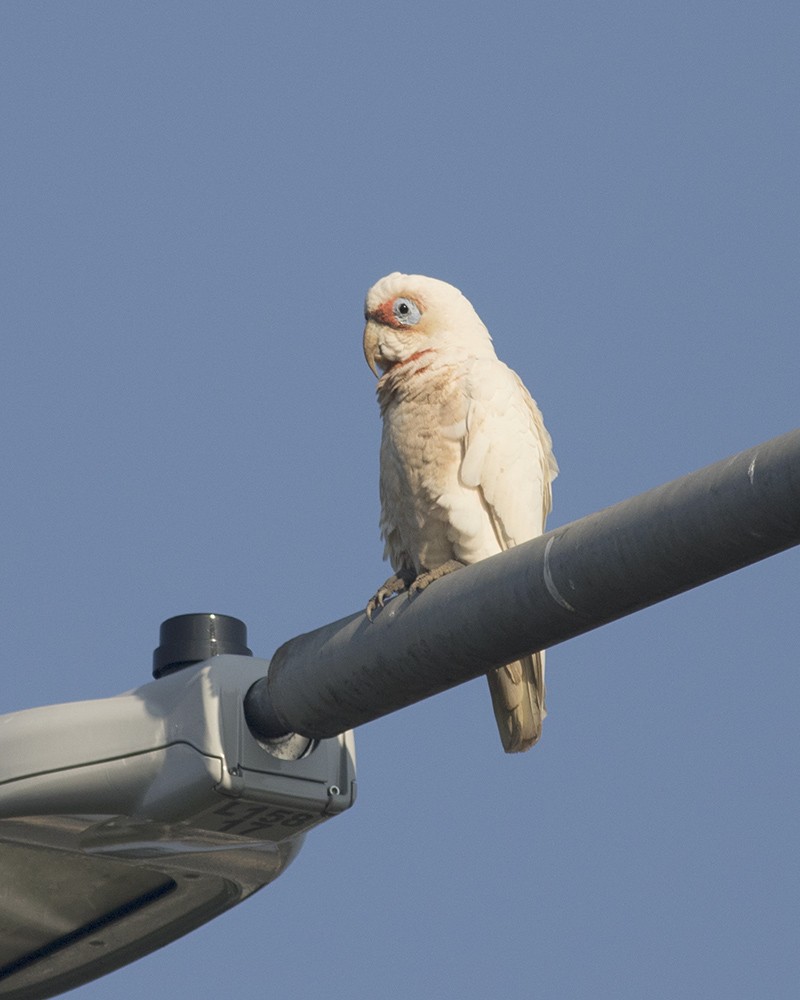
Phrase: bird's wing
[
  {"left": 459, "top": 358, "right": 557, "bottom": 752},
  {"left": 460, "top": 358, "right": 557, "bottom": 550}
]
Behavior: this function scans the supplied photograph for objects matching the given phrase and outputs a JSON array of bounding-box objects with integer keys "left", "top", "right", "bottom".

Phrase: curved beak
[{"left": 363, "top": 320, "right": 382, "bottom": 378}]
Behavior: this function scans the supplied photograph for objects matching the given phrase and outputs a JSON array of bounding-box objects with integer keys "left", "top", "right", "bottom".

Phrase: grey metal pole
[{"left": 245, "top": 429, "right": 800, "bottom": 742}]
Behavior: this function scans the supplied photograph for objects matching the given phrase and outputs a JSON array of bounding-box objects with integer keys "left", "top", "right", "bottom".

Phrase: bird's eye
[{"left": 392, "top": 297, "right": 421, "bottom": 325}]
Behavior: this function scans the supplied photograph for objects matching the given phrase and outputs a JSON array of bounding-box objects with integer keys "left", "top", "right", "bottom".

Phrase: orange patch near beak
[{"left": 368, "top": 299, "right": 404, "bottom": 329}]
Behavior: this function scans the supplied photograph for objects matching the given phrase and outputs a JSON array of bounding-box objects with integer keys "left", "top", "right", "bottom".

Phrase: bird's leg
[
  {"left": 409, "top": 559, "right": 466, "bottom": 594},
  {"left": 366, "top": 567, "right": 417, "bottom": 620}
]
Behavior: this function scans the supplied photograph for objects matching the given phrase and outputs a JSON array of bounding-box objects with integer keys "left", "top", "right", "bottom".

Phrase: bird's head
[{"left": 363, "top": 273, "right": 494, "bottom": 378}]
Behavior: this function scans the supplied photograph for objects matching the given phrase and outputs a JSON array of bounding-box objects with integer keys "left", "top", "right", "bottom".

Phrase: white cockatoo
[{"left": 363, "top": 272, "right": 558, "bottom": 754}]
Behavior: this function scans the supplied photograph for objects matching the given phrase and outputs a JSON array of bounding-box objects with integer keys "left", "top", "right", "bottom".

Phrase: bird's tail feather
[{"left": 486, "top": 652, "right": 546, "bottom": 753}]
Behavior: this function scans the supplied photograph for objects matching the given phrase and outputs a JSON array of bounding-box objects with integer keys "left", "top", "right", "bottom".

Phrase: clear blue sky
[{"left": 2, "top": 3, "right": 798, "bottom": 998}]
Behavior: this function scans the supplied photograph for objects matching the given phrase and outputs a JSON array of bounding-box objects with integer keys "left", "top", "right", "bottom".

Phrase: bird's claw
[{"left": 366, "top": 570, "right": 416, "bottom": 620}]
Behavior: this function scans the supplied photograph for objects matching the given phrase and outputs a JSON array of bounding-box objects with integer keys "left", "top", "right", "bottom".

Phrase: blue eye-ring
[{"left": 392, "top": 297, "right": 421, "bottom": 325}]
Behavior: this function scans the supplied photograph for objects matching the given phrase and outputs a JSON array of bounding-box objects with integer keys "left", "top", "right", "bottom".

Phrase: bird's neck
[{"left": 376, "top": 348, "right": 442, "bottom": 405}]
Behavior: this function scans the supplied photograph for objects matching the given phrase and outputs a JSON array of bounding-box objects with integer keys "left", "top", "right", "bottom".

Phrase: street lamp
[{"left": 0, "top": 615, "right": 356, "bottom": 999}]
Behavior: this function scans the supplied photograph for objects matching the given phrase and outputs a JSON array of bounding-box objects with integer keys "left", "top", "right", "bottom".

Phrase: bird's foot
[
  {"left": 366, "top": 568, "right": 417, "bottom": 620},
  {"left": 366, "top": 561, "right": 466, "bottom": 619},
  {"left": 409, "top": 559, "right": 466, "bottom": 594}
]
